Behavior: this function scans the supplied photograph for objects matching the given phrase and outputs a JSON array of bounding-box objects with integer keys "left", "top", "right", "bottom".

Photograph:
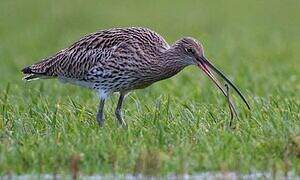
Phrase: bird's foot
[
  {"left": 96, "top": 113, "right": 104, "bottom": 127},
  {"left": 115, "top": 110, "right": 127, "bottom": 128}
]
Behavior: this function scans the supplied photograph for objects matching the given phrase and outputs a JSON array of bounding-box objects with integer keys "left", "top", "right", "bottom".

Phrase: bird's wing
[
  {"left": 22, "top": 27, "right": 169, "bottom": 80},
  {"left": 22, "top": 34, "right": 127, "bottom": 80}
]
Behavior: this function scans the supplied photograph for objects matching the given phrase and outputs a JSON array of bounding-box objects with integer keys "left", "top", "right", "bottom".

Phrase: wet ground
[{"left": 1, "top": 172, "right": 299, "bottom": 180}]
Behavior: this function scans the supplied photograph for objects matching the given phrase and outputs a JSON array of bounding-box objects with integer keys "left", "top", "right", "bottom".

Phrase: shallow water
[{"left": 1, "top": 172, "right": 299, "bottom": 180}]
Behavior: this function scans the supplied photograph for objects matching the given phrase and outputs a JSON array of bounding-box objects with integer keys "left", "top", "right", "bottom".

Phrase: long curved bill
[{"left": 197, "top": 56, "right": 251, "bottom": 117}]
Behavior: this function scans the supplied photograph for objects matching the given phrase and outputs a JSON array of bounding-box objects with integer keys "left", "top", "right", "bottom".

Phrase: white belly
[{"left": 58, "top": 77, "right": 94, "bottom": 89}]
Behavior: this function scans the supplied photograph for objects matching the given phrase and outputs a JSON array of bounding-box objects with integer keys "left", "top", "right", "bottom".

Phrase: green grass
[{"left": 0, "top": 0, "right": 300, "bottom": 175}]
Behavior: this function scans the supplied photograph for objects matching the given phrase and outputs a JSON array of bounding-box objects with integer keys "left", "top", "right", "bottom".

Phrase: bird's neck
[{"left": 153, "top": 47, "right": 188, "bottom": 80}]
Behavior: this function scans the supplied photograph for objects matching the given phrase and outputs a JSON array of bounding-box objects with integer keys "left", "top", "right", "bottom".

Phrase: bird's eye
[{"left": 185, "top": 48, "right": 194, "bottom": 54}]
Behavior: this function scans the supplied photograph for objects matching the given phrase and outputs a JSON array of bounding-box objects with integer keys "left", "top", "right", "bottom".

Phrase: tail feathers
[
  {"left": 22, "top": 74, "right": 41, "bottom": 81},
  {"left": 21, "top": 66, "right": 53, "bottom": 81},
  {"left": 22, "top": 73, "right": 53, "bottom": 81},
  {"left": 22, "top": 52, "right": 64, "bottom": 81}
]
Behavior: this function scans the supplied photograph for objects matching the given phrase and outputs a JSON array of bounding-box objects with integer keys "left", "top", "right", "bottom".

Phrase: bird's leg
[
  {"left": 115, "top": 92, "right": 127, "bottom": 127},
  {"left": 96, "top": 99, "right": 105, "bottom": 126}
]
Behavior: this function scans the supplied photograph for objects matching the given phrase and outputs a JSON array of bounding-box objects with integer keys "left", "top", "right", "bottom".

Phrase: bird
[{"left": 22, "top": 27, "right": 250, "bottom": 127}]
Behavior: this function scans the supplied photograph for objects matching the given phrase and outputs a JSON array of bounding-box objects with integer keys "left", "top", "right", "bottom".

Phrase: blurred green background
[
  {"left": 0, "top": 0, "right": 299, "bottom": 175},
  {"left": 1, "top": 0, "right": 299, "bottom": 95}
]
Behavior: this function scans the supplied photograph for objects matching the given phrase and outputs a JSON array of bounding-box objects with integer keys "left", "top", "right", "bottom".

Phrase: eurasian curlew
[{"left": 22, "top": 27, "right": 250, "bottom": 127}]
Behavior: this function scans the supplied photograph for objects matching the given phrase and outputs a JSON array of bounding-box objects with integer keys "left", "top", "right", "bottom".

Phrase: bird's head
[
  {"left": 176, "top": 37, "right": 251, "bottom": 114},
  {"left": 176, "top": 37, "right": 204, "bottom": 64}
]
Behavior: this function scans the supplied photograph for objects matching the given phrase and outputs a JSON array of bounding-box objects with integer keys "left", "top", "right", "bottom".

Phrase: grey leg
[
  {"left": 96, "top": 99, "right": 105, "bottom": 126},
  {"left": 115, "top": 92, "right": 127, "bottom": 127}
]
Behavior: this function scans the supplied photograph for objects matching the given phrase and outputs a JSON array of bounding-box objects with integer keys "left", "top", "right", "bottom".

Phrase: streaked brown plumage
[{"left": 22, "top": 27, "right": 250, "bottom": 126}]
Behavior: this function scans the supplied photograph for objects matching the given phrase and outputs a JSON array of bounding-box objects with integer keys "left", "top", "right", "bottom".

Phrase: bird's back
[{"left": 22, "top": 27, "right": 169, "bottom": 81}]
